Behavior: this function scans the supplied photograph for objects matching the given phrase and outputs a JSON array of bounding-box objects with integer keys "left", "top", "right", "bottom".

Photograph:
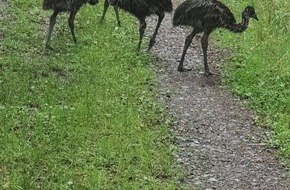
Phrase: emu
[
  {"left": 173, "top": 0, "right": 258, "bottom": 75},
  {"left": 43, "top": 0, "right": 98, "bottom": 49},
  {"left": 99, "top": 0, "right": 121, "bottom": 27},
  {"left": 108, "top": 0, "right": 173, "bottom": 51}
]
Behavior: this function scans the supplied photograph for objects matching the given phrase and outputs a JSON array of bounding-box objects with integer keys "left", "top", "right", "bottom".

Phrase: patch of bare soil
[{"left": 145, "top": 1, "right": 290, "bottom": 189}]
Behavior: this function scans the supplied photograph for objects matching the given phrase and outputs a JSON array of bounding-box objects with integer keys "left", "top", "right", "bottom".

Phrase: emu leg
[
  {"left": 147, "top": 12, "right": 164, "bottom": 52},
  {"left": 137, "top": 19, "right": 146, "bottom": 51},
  {"left": 99, "top": 0, "right": 109, "bottom": 25},
  {"left": 46, "top": 10, "right": 59, "bottom": 49},
  {"left": 68, "top": 10, "right": 77, "bottom": 44},
  {"left": 114, "top": 6, "right": 121, "bottom": 27},
  {"left": 201, "top": 32, "right": 214, "bottom": 76},
  {"left": 100, "top": 1, "right": 120, "bottom": 27},
  {"left": 178, "top": 29, "right": 197, "bottom": 72}
]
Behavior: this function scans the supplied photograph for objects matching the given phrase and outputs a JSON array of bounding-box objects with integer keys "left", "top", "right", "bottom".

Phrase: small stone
[
  {"left": 234, "top": 179, "right": 240, "bottom": 182},
  {"left": 209, "top": 177, "right": 218, "bottom": 183}
]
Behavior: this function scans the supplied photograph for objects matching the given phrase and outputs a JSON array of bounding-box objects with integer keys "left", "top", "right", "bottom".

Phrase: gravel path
[{"left": 145, "top": 1, "right": 290, "bottom": 189}]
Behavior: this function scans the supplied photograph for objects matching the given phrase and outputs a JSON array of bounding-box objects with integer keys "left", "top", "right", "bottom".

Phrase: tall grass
[
  {"left": 0, "top": 1, "right": 180, "bottom": 189},
  {"left": 217, "top": 0, "right": 290, "bottom": 167}
]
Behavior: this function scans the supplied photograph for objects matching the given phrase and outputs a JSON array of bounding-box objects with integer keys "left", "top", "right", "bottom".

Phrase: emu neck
[{"left": 227, "top": 15, "right": 249, "bottom": 33}]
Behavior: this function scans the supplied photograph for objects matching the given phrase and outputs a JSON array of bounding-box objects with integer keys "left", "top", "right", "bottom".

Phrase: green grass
[
  {"left": 216, "top": 0, "right": 290, "bottom": 167},
  {"left": 0, "top": 1, "right": 181, "bottom": 189}
]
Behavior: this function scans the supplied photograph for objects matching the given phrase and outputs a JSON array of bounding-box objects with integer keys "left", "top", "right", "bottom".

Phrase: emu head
[
  {"left": 243, "top": 6, "right": 259, "bottom": 21},
  {"left": 88, "top": 0, "right": 99, "bottom": 5}
]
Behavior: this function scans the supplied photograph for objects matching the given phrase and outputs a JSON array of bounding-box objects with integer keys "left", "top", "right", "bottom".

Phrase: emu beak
[{"left": 253, "top": 14, "right": 259, "bottom": 21}]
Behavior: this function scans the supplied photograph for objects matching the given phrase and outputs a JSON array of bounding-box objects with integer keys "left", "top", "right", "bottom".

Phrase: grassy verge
[
  {"left": 216, "top": 0, "right": 290, "bottom": 167},
  {"left": 0, "top": 1, "right": 180, "bottom": 189}
]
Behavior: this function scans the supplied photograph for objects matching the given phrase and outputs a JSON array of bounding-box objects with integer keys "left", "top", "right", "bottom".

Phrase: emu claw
[{"left": 204, "top": 71, "right": 216, "bottom": 76}]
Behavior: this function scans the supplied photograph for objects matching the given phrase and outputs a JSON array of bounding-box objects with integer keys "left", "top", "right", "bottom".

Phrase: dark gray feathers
[
  {"left": 173, "top": 0, "right": 236, "bottom": 32},
  {"left": 43, "top": 0, "right": 98, "bottom": 11},
  {"left": 173, "top": 0, "right": 258, "bottom": 75},
  {"left": 109, "top": 0, "right": 173, "bottom": 19}
]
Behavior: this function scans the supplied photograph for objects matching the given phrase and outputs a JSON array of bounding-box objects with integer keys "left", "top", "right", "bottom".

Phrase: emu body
[
  {"left": 109, "top": 0, "right": 173, "bottom": 51},
  {"left": 173, "top": 0, "right": 258, "bottom": 75},
  {"left": 43, "top": 0, "right": 98, "bottom": 49}
]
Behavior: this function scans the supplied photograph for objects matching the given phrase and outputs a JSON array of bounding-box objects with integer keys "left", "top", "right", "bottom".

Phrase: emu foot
[
  {"left": 147, "top": 39, "right": 156, "bottom": 52},
  {"left": 98, "top": 20, "right": 104, "bottom": 26},
  {"left": 178, "top": 66, "right": 192, "bottom": 72},
  {"left": 146, "top": 47, "right": 152, "bottom": 53},
  {"left": 45, "top": 44, "right": 54, "bottom": 50},
  {"left": 204, "top": 70, "right": 216, "bottom": 76}
]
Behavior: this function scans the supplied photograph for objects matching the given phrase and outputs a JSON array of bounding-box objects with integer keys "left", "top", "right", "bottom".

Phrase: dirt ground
[{"left": 146, "top": 1, "right": 290, "bottom": 189}]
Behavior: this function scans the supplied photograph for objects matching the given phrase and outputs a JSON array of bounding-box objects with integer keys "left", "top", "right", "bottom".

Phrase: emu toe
[
  {"left": 98, "top": 20, "right": 104, "bottom": 26},
  {"left": 178, "top": 66, "right": 192, "bottom": 72},
  {"left": 117, "top": 21, "right": 121, "bottom": 27},
  {"left": 204, "top": 70, "right": 216, "bottom": 76},
  {"left": 45, "top": 43, "right": 54, "bottom": 50}
]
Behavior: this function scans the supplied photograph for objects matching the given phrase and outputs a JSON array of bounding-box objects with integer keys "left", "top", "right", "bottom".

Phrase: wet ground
[
  {"left": 1, "top": 0, "right": 289, "bottom": 189},
  {"left": 146, "top": 0, "right": 290, "bottom": 189}
]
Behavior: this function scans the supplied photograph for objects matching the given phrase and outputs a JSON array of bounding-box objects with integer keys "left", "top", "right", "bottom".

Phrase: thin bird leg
[
  {"left": 113, "top": 6, "right": 121, "bottom": 27},
  {"left": 46, "top": 10, "right": 60, "bottom": 49},
  {"left": 201, "top": 31, "right": 214, "bottom": 76},
  {"left": 147, "top": 12, "right": 164, "bottom": 52},
  {"left": 68, "top": 9, "right": 78, "bottom": 44},
  {"left": 99, "top": 0, "right": 109, "bottom": 25},
  {"left": 178, "top": 29, "right": 197, "bottom": 72},
  {"left": 137, "top": 18, "right": 146, "bottom": 51}
]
